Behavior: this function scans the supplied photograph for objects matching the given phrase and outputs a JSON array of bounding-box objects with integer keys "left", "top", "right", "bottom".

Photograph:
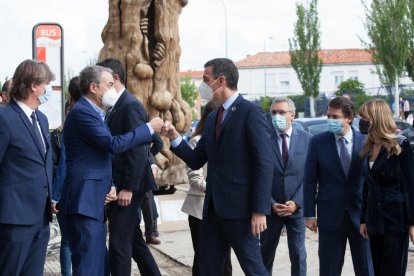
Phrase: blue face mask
[
  {"left": 272, "top": 114, "right": 287, "bottom": 131},
  {"left": 327, "top": 119, "right": 343, "bottom": 134},
  {"left": 38, "top": 84, "right": 52, "bottom": 105}
]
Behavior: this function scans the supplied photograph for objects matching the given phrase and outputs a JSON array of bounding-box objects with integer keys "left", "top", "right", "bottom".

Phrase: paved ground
[{"left": 44, "top": 189, "right": 414, "bottom": 275}]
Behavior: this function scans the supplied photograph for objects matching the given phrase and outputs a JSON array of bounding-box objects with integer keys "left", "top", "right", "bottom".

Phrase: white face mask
[
  {"left": 102, "top": 88, "right": 119, "bottom": 107},
  {"left": 198, "top": 78, "right": 220, "bottom": 101}
]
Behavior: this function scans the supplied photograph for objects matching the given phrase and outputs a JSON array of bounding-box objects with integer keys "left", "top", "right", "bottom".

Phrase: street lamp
[
  {"left": 263, "top": 36, "right": 274, "bottom": 97},
  {"left": 218, "top": 0, "right": 228, "bottom": 58}
]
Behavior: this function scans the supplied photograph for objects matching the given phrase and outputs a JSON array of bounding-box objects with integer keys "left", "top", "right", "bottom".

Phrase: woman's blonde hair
[{"left": 358, "top": 99, "right": 401, "bottom": 158}]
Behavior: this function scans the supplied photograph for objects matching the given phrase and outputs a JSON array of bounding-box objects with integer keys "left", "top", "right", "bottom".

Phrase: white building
[{"left": 235, "top": 48, "right": 412, "bottom": 100}]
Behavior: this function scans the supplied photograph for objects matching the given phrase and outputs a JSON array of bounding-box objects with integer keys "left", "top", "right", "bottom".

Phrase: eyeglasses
[{"left": 271, "top": 110, "right": 291, "bottom": 115}]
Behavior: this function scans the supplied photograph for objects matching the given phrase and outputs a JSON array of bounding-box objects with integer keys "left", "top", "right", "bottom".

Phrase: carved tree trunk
[{"left": 99, "top": 0, "right": 192, "bottom": 186}]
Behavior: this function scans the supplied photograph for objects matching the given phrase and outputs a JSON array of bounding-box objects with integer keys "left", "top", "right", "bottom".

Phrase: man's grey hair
[
  {"left": 270, "top": 97, "right": 296, "bottom": 113},
  {"left": 79, "top": 65, "right": 113, "bottom": 95}
]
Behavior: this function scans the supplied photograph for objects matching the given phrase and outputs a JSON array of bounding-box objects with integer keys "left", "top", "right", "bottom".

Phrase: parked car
[
  {"left": 352, "top": 117, "right": 414, "bottom": 149},
  {"left": 294, "top": 117, "right": 414, "bottom": 149},
  {"left": 292, "top": 117, "right": 328, "bottom": 136}
]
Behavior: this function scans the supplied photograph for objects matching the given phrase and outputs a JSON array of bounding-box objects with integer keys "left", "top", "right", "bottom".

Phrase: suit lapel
[
  {"left": 368, "top": 145, "right": 386, "bottom": 174},
  {"left": 270, "top": 128, "right": 283, "bottom": 168},
  {"left": 286, "top": 128, "right": 299, "bottom": 168},
  {"left": 216, "top": 95, "right": 243, "bottom": 142},
  {"left": 36, "top": 110, "right": 50, "bottom": 154},
  {"left": 349, "top": 129, "right": 363, "bottom": 176},
  {"left": 329, "top": 132, "right": 345, "bottom": 177},
  {"left": 79, "top": 97, "right": 110, "bottom": 131},
  {"left": 10, "top": 101, "right": 45, "bottom": 160},
  {"left": 106, "top": 91, "right": 126, "bottom": 125}
]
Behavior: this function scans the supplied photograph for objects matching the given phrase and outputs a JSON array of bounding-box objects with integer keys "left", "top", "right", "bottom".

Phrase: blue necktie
[
  {"left": 339, "top": 137, "right": 351, "bottom": 176},
  {"left": 31, "top": 111, "right": 45, "bottom": 155}
]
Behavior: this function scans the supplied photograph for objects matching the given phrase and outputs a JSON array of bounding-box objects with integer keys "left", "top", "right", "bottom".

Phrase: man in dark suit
[
  {"left": 304, "top": 96, "right": 373, "bottom": 276},
  {"left": 0, "top": 60, "right": 55, "bottom": 275},
  {"left": 164, "top": 58, "right": 274, "bottom": 275},
  {"left": 261, "top": 97, "right": 311, "bottom": 276},
  {"left": 58, "top": 65, "right": 164, "bottom": 275},
  {"left": 97, "top": 58, "right": 161, "bottom": 276}
]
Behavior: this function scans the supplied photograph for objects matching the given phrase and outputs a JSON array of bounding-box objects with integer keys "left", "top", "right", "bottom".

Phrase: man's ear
[
  {"left": 30, "top": 83, "right": 38, "bottom": 92},
  {"left": 90, "top": 82, "right": 98, "bottom": 93}
]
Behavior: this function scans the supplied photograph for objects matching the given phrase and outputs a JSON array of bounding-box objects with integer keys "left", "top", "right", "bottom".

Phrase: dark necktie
[
  {"left": 339, "top": 137, "right": 351, "bottom": 176},
  {"left": 215, "top": 106, "right": 224, "bottom": 141},
  {"left": 31, "top": 111, "right": 45, "bottom": 154},
  {"left": 280, "top": 133, "right": 289, "bottom": 167}
]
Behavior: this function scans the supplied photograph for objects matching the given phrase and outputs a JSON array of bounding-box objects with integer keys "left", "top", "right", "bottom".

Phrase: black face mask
[{"left": 359, "top": 118, "right": 371, "bottom": 134}]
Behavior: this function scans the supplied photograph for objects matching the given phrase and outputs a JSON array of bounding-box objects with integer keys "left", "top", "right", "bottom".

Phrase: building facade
[{"left": 234, "top": 48, "right": 412, "bottom": 100}]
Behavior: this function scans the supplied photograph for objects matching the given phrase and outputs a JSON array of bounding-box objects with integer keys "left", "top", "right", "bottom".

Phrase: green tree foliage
[
  {"left": 405, "top": 0, "right": 414, "bottom": 81},
  {"left": 364, "top": 0, "right": 410, "bottom": 86},
  {"left": 180, "top": 76, "right": 198, "bottom": 109},
  {"left": 336, "top": 79, "right": 365, "bottom": 95},
  {"left": 336, "top": 79, "right": 371, "bottom": 113},
  {"left": 289, "top": 0, "right": 322, "bottom": 117},
  {"left": 363, "top": 0, "right": 410, "bottom": 116},
  {"left": 260, "top": 96, "right": 273, "bottom": 112}
]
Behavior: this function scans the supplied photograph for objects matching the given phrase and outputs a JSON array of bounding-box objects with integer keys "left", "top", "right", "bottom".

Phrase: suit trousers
[
  {"left": 369, "top": 233, "right": 408, "bottom": 276},
  {"left": 66, "top": 214, "right": 107, "bottom": 276},
  {"left": 201, "top": 206, "right": 268, "bottom": 276},
  {"left": 109, "top": 193, "right": 160, "bottom": 276},
  {"left": 189, "top": 215, "right": 232, "bottom": 276},
  {"left": 261, "top": 215, "right": 306, "bottom": 276},
  {"left": 318, "top": 211, "right": 373, "bottom": 276},
  {"left": 0, "top": 210, "right": 49, "bottom": 276},
  {"left": 56, "top": 211, "right": 72, "bottom": 276},
  {"left": 141, "top": 190, "right": 159, "bottom": 238}
]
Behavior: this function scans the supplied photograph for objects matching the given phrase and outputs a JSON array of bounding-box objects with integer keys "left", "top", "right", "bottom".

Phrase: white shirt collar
[
  {"left": 277, "top": 126, "right": 293, "bottom": 137},
  {"left": 335, "top": 127, "right": 353, "bottom": 143},
  {"left": 222, "top": 91, "right": 239, "bottom": 110},
  {"left": 284, "top": 126, "right": 293, "bottom": 137},
  {"left": 118, "top": 87, "right": 125, "bottom": 96},
  {"left": 16, "top": 100, "right": 35, "bottom": 119},
  {"left": 83, "top": 96, "right": 106, "bottom": 122}
]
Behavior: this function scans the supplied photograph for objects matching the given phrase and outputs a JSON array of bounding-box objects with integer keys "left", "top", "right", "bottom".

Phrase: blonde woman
[{"left": 359, "top": 99, "right": 414, "bottom": 275}]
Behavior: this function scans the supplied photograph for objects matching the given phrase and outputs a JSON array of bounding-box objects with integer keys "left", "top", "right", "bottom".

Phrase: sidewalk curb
[{"left": 148, "top": 244, "right": 192, "bottom": 269}]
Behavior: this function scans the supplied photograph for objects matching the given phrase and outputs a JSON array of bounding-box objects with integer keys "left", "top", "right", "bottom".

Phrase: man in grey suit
[{"left": 260, "top": 97, "right": 311, "bottom": 276}]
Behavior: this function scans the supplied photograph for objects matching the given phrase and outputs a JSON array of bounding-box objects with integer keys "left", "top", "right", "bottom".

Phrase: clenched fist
[{"left": 149, "top": 117, "right": 164, "bottom": 134}]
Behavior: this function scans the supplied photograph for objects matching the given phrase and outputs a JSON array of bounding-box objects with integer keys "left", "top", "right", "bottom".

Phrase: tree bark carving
[{"left": 99, "top": 0, "right": 191, "bottom": 186}]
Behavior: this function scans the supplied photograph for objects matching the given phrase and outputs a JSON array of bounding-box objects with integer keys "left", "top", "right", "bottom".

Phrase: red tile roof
[
  {"left": 235, "top": 48, "right": 373, "bottom": 68},
  {"left": 179, "top": 70, "right": 203, "bottom": 78}
]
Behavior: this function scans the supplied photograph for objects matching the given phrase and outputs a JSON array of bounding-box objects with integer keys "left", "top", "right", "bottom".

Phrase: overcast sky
[{"left": 0, "top": 0, "right": 371, "bottom": 81}]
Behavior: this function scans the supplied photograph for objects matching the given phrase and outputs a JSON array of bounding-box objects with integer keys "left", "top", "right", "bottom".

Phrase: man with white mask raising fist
[
  {"left": 163, "top": 58, "right": 274, "bottom": 276},
  {"left": 58, "top": 64, "right": 164, "bottom": 276}
]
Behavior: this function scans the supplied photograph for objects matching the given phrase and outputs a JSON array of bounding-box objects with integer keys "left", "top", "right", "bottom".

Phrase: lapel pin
[{"left": 231, "top": 107, "right": 236, "bottom": 111}]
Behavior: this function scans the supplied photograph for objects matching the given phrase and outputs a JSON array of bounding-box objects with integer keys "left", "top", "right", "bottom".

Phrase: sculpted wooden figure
[{"left": 99, "top": 0, "right": 192, "bottom": 186}]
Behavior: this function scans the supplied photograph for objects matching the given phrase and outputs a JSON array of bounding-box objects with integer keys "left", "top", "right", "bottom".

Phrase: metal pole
[{"left": 219, "top": 0, "right": 228, "bottom": 58}]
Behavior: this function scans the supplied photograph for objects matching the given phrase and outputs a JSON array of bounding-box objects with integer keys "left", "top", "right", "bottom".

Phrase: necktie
[
  {"left": 215, "top": 106, "right": 224, "bottom": 141},
  {"left": 280, "top": 133, "right": 289, "bottom": 167},
  {"left": 31, "top": 111, "right": 46, "bottom": 154},
  {"left": 339, "top": 137, "right": 351, "bottom": 176}
]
